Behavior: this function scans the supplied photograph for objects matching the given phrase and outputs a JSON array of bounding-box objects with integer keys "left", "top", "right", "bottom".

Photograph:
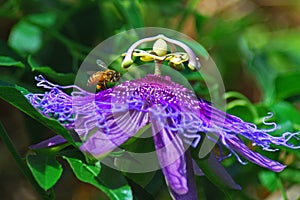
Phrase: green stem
[
  {"left": 0, "top": 122, "right": 53, "bottom": 200},
  {"left": 224, "top": 91, "right": 259, "bottom": 122},
  {"left": 277, "top": 177, "right": 288, "bottom": 200},
  {"left": 154, "top": 61, "right": 162, "bottom": 75}
]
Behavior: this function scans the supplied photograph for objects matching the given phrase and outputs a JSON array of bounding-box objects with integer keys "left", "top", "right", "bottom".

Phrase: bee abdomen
[{"left": 87, "top": 73, "right": 102, "bottom": 86}]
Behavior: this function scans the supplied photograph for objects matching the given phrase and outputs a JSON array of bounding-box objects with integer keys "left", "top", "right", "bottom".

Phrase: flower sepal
[{"left": 28, "top": 131, "right": 82, "bottom": 156}]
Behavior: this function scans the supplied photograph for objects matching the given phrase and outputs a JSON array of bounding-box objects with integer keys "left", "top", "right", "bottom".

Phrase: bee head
[{"left": 113, "top": 72, "right": 121, "bottom": 82}]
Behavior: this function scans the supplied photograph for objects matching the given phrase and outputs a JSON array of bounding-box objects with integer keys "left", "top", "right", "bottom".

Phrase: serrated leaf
[
  {"left": 0, "top": 56, "right": 25, "bottom": 68},
  {"left": 27, "top": 155, "right": 63, "bottom": 191},
  {"left": 0, "top": 81, "right": 75, "bottom": 146},
  {"left": 258, "top": 171, "right": 279, "bottom": 192},
  {"left": 63, "top": 156, "right": 133, "bottom": 200}
]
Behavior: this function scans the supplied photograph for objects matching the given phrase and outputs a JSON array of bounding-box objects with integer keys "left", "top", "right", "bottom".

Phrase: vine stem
[
  {"left": 0, "top": 122, "right": 53, "bottom": 200},
  {"left": 277, "top": 177, "right": 288, "bottom": 200}
]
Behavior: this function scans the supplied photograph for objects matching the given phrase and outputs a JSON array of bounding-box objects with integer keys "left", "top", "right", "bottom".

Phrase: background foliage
[{"left": 0, "top": 0, "right": 300, "bottom": 199}]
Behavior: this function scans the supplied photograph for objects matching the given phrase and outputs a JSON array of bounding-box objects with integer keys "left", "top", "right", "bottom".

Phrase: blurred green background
[{"left": 1, "top": 0, "right": 300, "bottom": 199}]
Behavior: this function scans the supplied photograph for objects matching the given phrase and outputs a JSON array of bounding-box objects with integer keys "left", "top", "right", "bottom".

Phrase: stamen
[
  {"left": 261, "top": 112, "right": 279, "bottom": 132},
  {"left": 35, "top": 75, "right": 90, "bottom": 94},
  {"left": 121, "top": 34, "right": 201, "bottom": 70},
  {"left": 220, "top": 134, "right": 248, "bottom": 165},
  {"left": 181, "top": 132, "right": 201, "bottom": 148}
]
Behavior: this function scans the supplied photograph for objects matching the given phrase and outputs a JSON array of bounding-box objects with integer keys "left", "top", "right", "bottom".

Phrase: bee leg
[
  {"left": 103, "top": 82, "right": 107, "bottom": 89},
  {"left": 96, "top": 84, "right": 102, "bottom": 90}
]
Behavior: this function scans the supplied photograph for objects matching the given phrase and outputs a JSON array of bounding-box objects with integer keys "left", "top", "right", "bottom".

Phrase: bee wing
[
  {"left": 96, "top": 59, "right": 108, "bottom": 70},
  {"left": 87, "top": 71, "right": 97, "bottom": 75}
]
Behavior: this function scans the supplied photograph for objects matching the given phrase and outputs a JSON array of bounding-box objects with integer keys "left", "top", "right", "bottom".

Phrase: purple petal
[
  {"left": 26, "top": 74, "right": 298, "bottom": 178},
  {"left": 170, "top": 151, "right": 198, "bottom": 200},
  {"left": 192, "top": 159, "right": 204, "bottom": 176},
  {"left": 29, "top": 135, "right": 67, "bottom": 149},
  {"left": 198, "top": 101, "right": 300, "bottom": 151},
  {"left": 80, "top": 110, "right": 150, "bottom": 158},
  {"left": 151, "top": 118, "right": 188, "bottom": 195},
  {"left": 225, "top": 135, "right": 286, "bottom": 172}
]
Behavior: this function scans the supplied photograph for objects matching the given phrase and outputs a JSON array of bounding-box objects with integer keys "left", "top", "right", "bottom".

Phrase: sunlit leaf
[
  {"left": 8, "top": 12, "right": 56, "bottom": 54},
  {"left": 63, "top": 156, "right": 133, "bottom": 200},
  {"left": 9, "top": 20, "right": 42, "bottom": 54},
  {"left": 26, "top": 155, "right": 63, "bottom": 191},
  {"left": 258, "top": 171, "right": 279, "bottom": 192}
]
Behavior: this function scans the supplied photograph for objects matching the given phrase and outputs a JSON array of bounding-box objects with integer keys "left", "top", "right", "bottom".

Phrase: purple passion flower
[{"left": 26, "top": 74, "right": 300, "bottom": 197}]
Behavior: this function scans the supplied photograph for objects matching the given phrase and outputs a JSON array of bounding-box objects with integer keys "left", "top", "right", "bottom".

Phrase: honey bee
[{"left": 87, "top": 59, "right": 120, "bottom": 90}]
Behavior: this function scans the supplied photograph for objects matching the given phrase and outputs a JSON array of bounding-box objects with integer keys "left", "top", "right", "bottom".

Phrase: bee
[{"left": 87, "top": 59, "right": 120, "bottom": 90}]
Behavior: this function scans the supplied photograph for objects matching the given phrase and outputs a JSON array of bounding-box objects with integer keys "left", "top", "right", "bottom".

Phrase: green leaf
[
  {"left": 27, "top": 155, "right": 63, "bottom": 191},
  {"left": 113, "top": 0, "right": 144, "bottom": 28},
  {"left": 258, "top": 171, "right": 279, "bottom": 192},
  {"left": 0, "top": 56, "right": 25, "bottom": 68},
  {"left": 225, "top": 91, "right": 259, "bottom": 122},
  {"left": 63, "top": 156, "right": 133, "bottom": 200},
  {"left": 275, "top": 73, "right": 300, "bottom": 100},
  {"left": 0, "top": 122, "right": 54, "bottom": 200},
  {"left": 9, "top": 21, "right": 42, "bottom": 54},
  {"left": 239, "top": 37, "right": 277, "bottom": 104},
  {"left": 28, "top": 56, "right": 75, "bottom": 85},
  {"left": 0, "top": 40, "right": 23, "bottom": 60},
  {"left": 26, "top": 12, "right": 57, "bottom": 28},
  {"left": 279, "top": 168, "right": 300, "bottom": 183},
  {"left": 271, "top": 101, "right": 300, "bottom": 130},
  {"left": 0, "top": 81, "right": 75, "bottom": 146},
  {"left": 8, "top": 12, "right": 56, "bottom": 54}
]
